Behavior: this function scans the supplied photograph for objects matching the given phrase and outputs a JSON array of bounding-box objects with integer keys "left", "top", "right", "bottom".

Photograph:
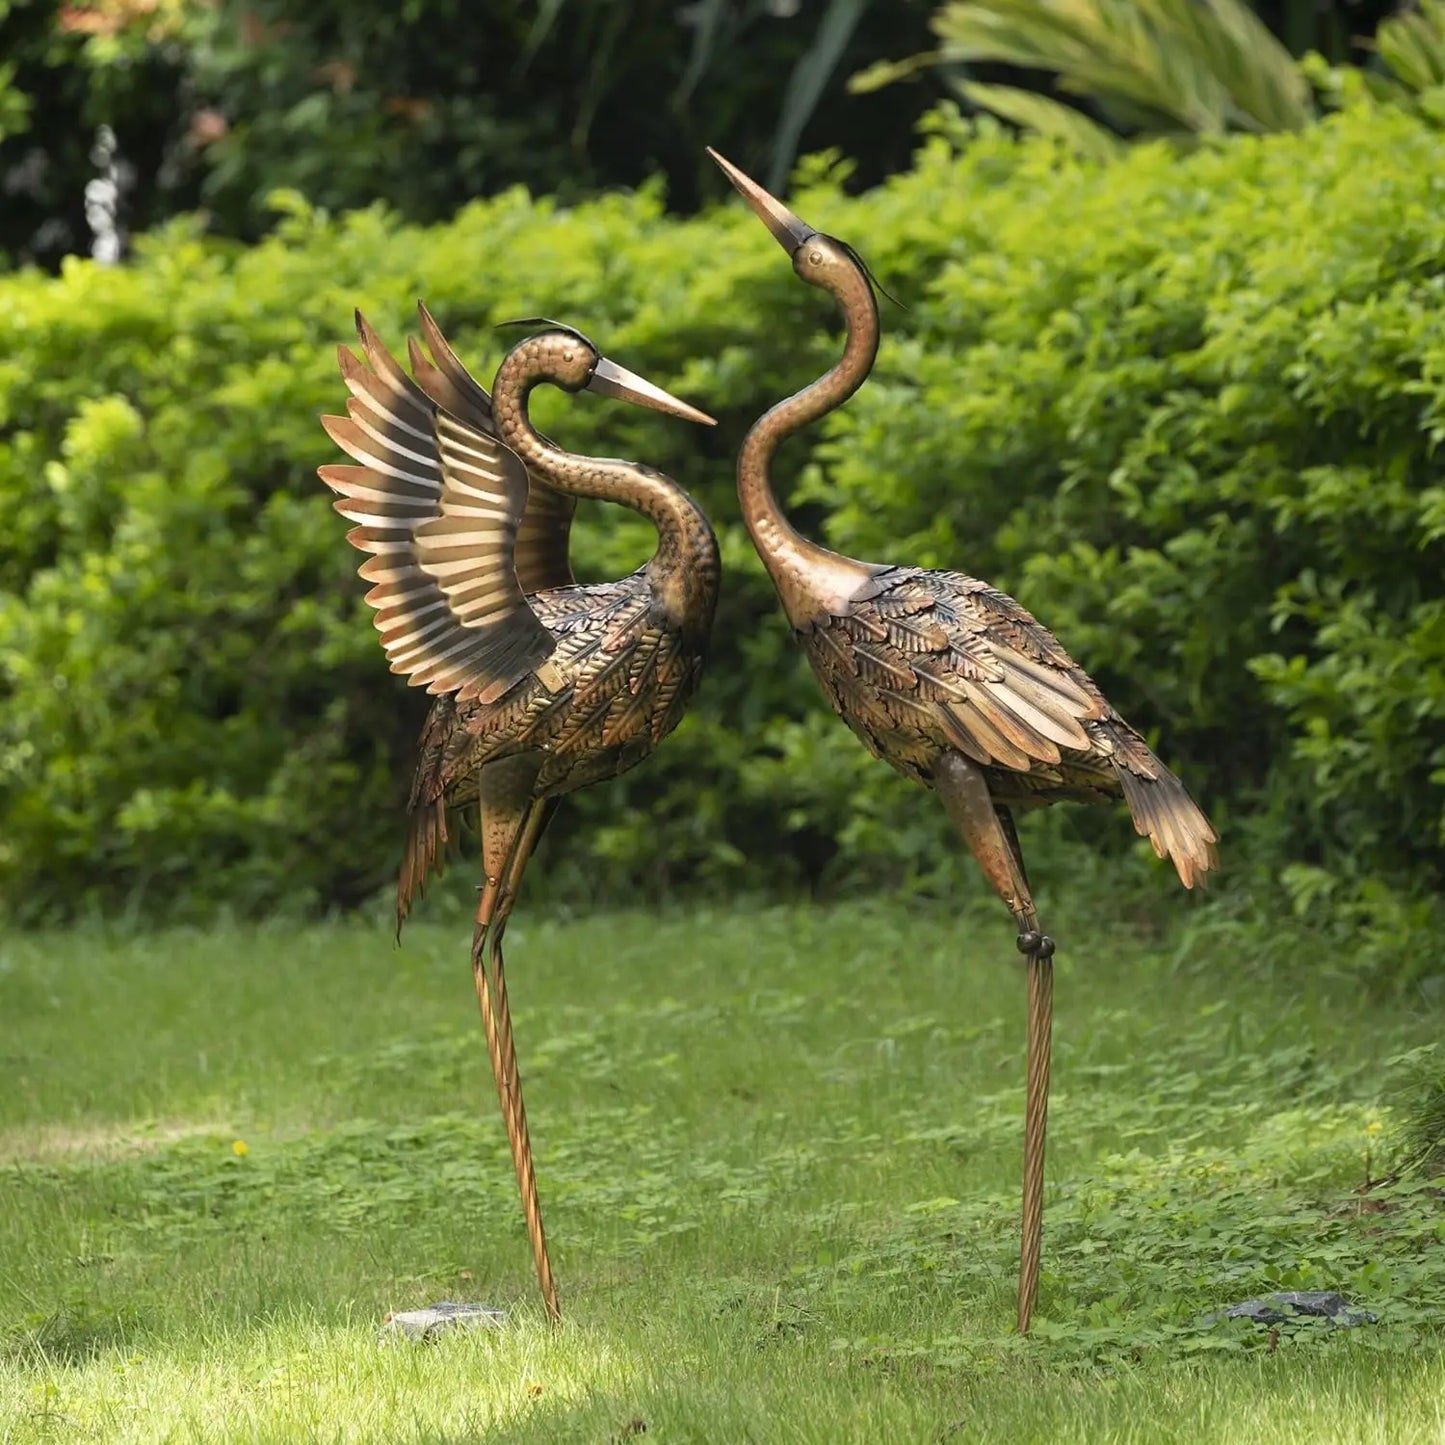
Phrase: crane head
[
  {"left": 707, "top": 147, "right": 901, "bottom": 310},
  {"left": 496, "top": 318, "right": 715, "bottom": 425}
]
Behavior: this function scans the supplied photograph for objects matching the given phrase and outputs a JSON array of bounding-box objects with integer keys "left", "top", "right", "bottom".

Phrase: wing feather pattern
[
  {"left": 318, "top": 311, "right": 556, "bottom": 703},
  {"left": 805, "top": 566, "right": 1218, "bottom": 889},
  {"left": 409, "top": 302, "right": 577, "bottom": 596}
]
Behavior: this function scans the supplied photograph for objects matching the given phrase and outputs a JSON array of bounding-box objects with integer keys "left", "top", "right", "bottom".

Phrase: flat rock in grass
[
  {"left": 379, "top": 1301, "right": 509, "bottom": 1344},
  {"left": 1205, "top": 1290, "right": 1377, "bottom": 1328}
]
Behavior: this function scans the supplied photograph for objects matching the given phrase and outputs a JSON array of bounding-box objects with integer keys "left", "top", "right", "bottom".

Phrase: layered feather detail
[
  {"left": 396, "top": 796, "right": 449, "bottom": 937},
  {"left": 803, "top": 566, "right": 1219, "bottom": 889},
  {"left": 1112, "top": 736, "right": 1220, "bottom": 890},
  {"left": 407, "top": 303, "right": 577, "bottom": 596},
  {"left": 318, "top": 311, "right": 557, "bottom": 704}
]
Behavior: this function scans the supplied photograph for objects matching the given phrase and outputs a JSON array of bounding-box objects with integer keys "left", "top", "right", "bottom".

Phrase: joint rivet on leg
[{"left": 1016, "top": 931, "right": 1041, "bottom": 956}]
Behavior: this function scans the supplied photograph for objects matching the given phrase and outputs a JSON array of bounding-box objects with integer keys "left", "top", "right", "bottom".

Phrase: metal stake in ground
[
  {"left": 708, "top": 146, "right": 1220, "bottom": 1335},
  {"left": 319, "top": 307, "right": 721, "bottom": 1324}
]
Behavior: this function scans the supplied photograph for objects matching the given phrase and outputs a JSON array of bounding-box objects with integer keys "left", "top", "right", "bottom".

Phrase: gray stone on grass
[
  {"left": 379, "top": 1300, "right": 509, "bottom": 1344},
  {"left": 1205, "top": 1290, "right": 1377, "bottom": 1328}
]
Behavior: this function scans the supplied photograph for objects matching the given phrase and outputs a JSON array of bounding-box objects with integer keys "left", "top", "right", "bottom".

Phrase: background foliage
[
  {"left": 0, "top": 0, "right": 1421, "bottom": 268},
  {"left": 850, "top": 0, "right": 1445, "bottom": 153},
  {"left": 2, "top": 103, "right": 1443, "bottom": 929},
  {"left": 0, "top": 0, "right": 943, "bottom": 270}
]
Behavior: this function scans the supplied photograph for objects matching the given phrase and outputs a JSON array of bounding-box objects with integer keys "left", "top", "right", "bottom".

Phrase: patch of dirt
[{"left": 0, "top": 1119, "right": 233, "bottom": 1165}]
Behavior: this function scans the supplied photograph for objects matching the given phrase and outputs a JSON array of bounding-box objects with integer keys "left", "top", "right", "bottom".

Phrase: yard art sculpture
[
  {"left": 319, "top": 308, "right": 721, "bottom": 1324},
  {"left": 708, "top": 148, "right": 1219, "bottom": 1334}
]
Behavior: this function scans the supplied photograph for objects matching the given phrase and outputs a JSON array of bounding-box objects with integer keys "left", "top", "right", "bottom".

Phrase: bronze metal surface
[
  {"left": 319, "top": 309, "right": 721, "bottom": 1325},
  {"left": 713, "top": 150, "right": 1219, "bottom": 1335}
]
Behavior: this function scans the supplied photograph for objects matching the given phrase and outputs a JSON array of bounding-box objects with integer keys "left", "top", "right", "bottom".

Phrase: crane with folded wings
[
  {"left": 319, "top": 307, "right": 720, "bottom": 1324},
  {"left": 709, "top": 149, "right": 1218, "bottom": 1336}
]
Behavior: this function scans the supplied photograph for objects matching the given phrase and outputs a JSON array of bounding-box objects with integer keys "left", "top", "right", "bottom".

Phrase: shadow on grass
[{"left": 2, "top": 1299, "right": 146, "bottom": 1369}]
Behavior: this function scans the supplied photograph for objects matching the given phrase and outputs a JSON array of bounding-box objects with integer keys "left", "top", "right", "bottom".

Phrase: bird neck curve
[
  {"left": 737, "top": 258, "right": 882, "bottom": 625},
  {"left": 492, "top": 347, "right": 720, "bottom": 633}
]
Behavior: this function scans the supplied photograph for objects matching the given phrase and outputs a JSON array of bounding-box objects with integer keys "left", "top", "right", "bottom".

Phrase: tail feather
[
  {"left": 396, "top": 797, "right": 449, "bottom": 940},
  {"left": 1114, "top": 751, "right": 1219, "bottom": 890}
]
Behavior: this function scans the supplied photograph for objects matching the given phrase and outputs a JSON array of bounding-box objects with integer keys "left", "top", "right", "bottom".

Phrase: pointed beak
[
  {"left": 584, "top": 357, "right": 716, "bottom": 426},
  {"left": 707, "top": 146, "right": 815, "bottom": 254}
]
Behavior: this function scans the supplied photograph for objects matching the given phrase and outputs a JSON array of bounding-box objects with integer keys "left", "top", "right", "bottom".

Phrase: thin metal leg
[
  {"left": 1018, "top": 937, "right": 1052, "bottom": 1335},
  {"left": 469, "top": 783, "right": 560, "bottom": 1324},
  {"left": 484, "top": 798, "right": 561, "bottom": 1325},
  {"left": 932, "top": 757, "right": 1055, "bottom": 1336}
]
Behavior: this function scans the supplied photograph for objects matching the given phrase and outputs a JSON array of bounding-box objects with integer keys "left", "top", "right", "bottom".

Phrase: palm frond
[
  {"left": 1375, "top": 0, "right": 1445, "bottom": 96},
  {"left": 958, "top": 80, "right": 1125, "bottom": 156},
  {"left": 853, "top": 0, "right": 1315, "bottom": 149}
]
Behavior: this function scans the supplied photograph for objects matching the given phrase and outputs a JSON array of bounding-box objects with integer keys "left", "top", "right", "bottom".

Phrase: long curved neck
[
  {"left": 738, "top": 261, "right": 881, "bottom": 623},
  {"left": 493, "top": 350, "right": 719, "bottom": 630}
]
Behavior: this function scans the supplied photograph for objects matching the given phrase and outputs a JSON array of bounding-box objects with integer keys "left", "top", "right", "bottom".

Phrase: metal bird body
[
  {"left": 320, "top": 308, "right": 719, "bottom": 1324},
  {"left": 799, "top": 566, "right": 1215, "bottom": 886},
  {"left": 710, "top": 148, "right": 1217, "bottom": 1333}
]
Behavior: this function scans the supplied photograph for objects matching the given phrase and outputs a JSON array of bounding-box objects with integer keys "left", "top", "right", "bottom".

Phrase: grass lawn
[{"left": 1, "top": 893, "right": 1442, "bottom": 1442}]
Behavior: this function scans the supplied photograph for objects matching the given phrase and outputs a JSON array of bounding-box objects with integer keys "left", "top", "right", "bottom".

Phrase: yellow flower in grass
[{"left": 231, "top": 1139, "right": 250, "bottom": 1157}]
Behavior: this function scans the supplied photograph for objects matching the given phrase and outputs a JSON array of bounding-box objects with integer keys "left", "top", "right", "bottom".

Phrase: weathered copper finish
[
  {"left": 319, "top": 307, "right": 721, "bottom": 1324},
  {"left": 711, "top": 150, "right": 1219, "bottom": 1334}
]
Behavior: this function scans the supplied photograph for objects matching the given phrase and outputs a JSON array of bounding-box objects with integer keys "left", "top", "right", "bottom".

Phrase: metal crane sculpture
[
  {"left": 319, "top": 307, "right": 720, "bottom": 1324},
  {"left": 708, "top": 149, "right": 1218, "bottom": 1335}
]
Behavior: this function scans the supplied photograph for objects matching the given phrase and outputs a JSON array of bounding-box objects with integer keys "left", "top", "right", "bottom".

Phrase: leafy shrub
[
  {"left": 1388, "top": 1044, "right": 1445, "bottom": 1177},
  {"left": 816, "top": 104, "right": 1445, "bottom": 908},
  {"left": 2, "top": 105, "right": 1445, "bottom": 925}
]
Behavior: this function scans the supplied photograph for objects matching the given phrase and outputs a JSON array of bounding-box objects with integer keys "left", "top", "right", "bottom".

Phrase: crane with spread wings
[
  {"left": 708, "top": 150, "right": 1218, "bottom": 1335},
  {"left": 319, "top": 307, "right": 720, "bottom": 1323}
]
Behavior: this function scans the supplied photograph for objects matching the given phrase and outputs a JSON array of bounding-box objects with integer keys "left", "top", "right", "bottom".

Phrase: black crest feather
[{"left": 494, "top": 316, "right": 597, "bottom": 348}]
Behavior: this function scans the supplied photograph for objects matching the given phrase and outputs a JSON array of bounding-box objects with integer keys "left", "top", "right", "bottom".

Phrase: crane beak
[
  {"left": 707, "top": 146, "right": 815, "bottom": 254},
  {"left": 585, "top": 357, "right": 716, "bottom": 426}
]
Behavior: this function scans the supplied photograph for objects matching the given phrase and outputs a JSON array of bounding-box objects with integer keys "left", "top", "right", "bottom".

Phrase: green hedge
[{"left": 2, "top": 105, "right": 1444, "bottom": 920}]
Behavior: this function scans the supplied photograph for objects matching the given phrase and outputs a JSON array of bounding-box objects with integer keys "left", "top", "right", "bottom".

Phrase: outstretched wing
[
  {"left": 319, "top": 312, "right": 556, "bottom": 703},
  {"left": 407, "top": 303, "right": 577, "bottom": 596}
]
